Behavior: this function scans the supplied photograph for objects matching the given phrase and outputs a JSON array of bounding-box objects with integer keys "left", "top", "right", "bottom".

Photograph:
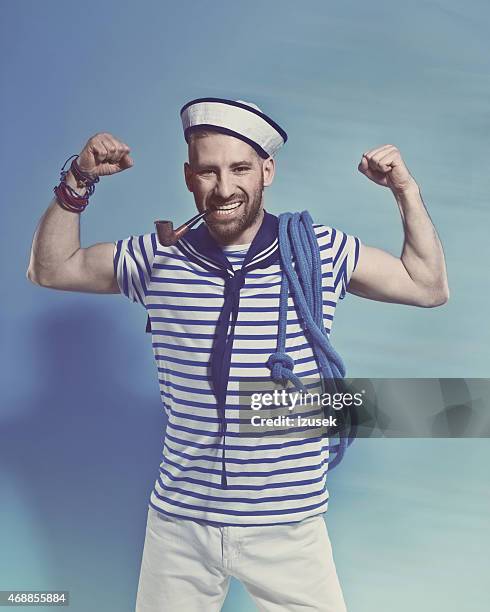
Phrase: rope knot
[{"left": 266, "top": 352, "right": 294, "bottom": 384}]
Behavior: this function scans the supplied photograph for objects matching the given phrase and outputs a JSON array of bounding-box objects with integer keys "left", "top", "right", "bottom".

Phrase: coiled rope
[{"left": 266, "top": 210, "right": 357, "bottom": 468}]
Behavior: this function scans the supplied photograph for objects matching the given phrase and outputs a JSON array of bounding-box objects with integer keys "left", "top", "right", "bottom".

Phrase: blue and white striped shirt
[{"left": 113, "top": 213, "right": 360, "bottom": 525}]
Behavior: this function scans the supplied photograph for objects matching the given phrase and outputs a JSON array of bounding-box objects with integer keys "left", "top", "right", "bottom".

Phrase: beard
[{"left": 204, "top": 180, "right": 264, "bottom": 244}]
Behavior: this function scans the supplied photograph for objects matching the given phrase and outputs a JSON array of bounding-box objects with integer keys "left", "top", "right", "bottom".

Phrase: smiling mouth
[{"left": 209, "top": 201, "right": 244, "bottom": 216}]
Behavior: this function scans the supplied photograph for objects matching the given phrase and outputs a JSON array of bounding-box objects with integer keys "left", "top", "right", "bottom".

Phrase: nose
[{"left": 215, "top": 171, "right": 235, "bottom": 201}]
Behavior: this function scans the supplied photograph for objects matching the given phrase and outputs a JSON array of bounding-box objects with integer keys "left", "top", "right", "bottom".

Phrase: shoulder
[
  {"left": 311, "top": 223, "right": 333, "bottom": 254},
  {"left": 114, "top": 232, "right": 158, "bottom": 268},
  {"left": 312, "top": 222, "right": 360, "bottom": 257},
  {"left": 312, "top": 223, "right": 333, "bottom": 244}
]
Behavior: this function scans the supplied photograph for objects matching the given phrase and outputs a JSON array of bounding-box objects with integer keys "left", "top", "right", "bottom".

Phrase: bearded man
[{"left": 28, "top": 98, "right": 449, "bottom": 611}]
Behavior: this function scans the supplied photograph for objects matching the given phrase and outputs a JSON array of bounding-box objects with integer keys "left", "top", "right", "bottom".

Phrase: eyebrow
[
  {"left": 194, "top": 160, "right": 254, "bottom": 171},
  {"left": 230, "top": 161, "right": 254, "bottom": 167}
]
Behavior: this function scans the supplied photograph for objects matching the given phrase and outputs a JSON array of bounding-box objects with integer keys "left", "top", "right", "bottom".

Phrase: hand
[
  {"left": 358, "top": 145, "right": 417, "bottom": 193},
  {"left": 77, "top": 132, "right": 133, "bottom": 177}
]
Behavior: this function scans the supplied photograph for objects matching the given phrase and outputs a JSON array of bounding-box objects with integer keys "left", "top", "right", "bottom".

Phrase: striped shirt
[{"left": 113, "top": 213, "right": 360, "bottom": 525}]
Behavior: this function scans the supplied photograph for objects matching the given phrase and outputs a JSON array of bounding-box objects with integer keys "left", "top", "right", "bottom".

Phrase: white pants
[{"left": 135, "top": 506, "right": 347, "bottom": 612}]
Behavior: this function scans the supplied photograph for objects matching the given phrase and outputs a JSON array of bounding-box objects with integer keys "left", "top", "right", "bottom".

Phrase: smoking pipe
[{"left": 154, "top": 210, "right": 210, "bottom": 246}]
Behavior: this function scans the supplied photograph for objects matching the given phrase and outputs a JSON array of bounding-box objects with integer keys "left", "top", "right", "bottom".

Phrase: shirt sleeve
[
  {"left": 113, "top": 233, "right": 156, "bottom": 307},
  {"left": 330, "top": 227, "right": 361, "bottom": 300},
  {"left": 314, "top": 224, "right": 361, "bottom": 301}
]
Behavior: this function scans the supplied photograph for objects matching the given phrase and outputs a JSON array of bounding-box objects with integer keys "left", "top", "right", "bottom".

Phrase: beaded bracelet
[{"left": 53, "top": 154, "right": 99, "bottom": 213}]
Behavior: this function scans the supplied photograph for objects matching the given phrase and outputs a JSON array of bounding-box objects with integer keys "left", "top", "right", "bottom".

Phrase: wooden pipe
[{"left": 155, "top": 210, "right": 210, "bottom": 246}]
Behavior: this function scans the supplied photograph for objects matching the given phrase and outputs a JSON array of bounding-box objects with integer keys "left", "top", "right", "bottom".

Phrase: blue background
[{"left": 1, "top": 1, "right": 489, "bottom": 610}]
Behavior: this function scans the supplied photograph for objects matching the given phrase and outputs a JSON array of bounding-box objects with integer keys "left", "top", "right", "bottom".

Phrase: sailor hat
[{"left": 180, "top": 97, "right": 287, "bottom": 158}]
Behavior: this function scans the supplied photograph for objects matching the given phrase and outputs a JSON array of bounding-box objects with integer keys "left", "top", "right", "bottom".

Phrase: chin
[
  {"left": 211, "top": 224, "right": 245, "bottom": 243},
  {"left": 205, "top": 196, "right": 264, "bottom": 243}
]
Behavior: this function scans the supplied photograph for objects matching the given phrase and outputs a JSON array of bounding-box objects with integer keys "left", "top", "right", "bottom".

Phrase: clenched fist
[
  {"left": 358, "top": 145, "right": 416, "bottom": 193},
  {"left": 77, "top": 132, "right": 133, "bottom": 177}
]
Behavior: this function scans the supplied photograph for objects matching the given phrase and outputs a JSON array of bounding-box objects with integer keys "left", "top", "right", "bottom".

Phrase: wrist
[
  {"left": 64, "top": 169, "right": 87, "bottom": 196},
  {"left": 54, "top": 154, "right": 99, "bottom": 214},
  {"left": 53, "top": 156, "right": 89, "bottom": 213},
  {"left": 391, "top": 178, "right": 420, "bottom": 199}
]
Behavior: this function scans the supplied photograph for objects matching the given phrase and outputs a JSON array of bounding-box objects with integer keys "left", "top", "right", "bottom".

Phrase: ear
[
  {"left": 184, "top": 162, "right": 194, "bottom": 193},
  {"left": 262, "top": 157, "right": 275, "bottom": 187}
]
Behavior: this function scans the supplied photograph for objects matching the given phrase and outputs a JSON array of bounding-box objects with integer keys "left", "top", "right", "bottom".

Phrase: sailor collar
[{"left": 176, "top": 209, "right": 280, "bottom": 277}]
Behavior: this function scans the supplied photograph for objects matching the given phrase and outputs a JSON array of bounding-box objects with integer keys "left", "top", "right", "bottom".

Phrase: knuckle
[
  {"left": 102, "top": 140, "right": 115, "bottom": 152},
  {"left": 90, "top": 138, "right": 104, "bottom": 150}
]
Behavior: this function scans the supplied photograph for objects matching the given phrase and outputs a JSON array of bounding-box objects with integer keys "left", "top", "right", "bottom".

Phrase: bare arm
[
  {"left": 27, "top": 133, "right": 133, "bottom": 293},
  {"left": 347, "top": 145, "right": 449, "bottom": 308}
]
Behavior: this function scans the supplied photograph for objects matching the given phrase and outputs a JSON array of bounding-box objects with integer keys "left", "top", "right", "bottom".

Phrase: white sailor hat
[{"left": 180, "top": 97, "right": 288, "bottom": 159}]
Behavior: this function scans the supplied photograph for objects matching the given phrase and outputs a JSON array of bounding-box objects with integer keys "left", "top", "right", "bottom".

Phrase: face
[{"left": 184, "top": 132, "right": 275, "bottom": 245}]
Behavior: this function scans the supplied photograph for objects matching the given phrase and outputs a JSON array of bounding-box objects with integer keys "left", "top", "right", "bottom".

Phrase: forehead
[{"left": 188, "top": 132, "right": 258, "bottom": 165}]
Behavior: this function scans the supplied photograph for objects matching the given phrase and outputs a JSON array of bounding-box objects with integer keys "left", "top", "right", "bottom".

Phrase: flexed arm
[
  {"left": 348, "top": 145, "right": 449, "bottom": 308},
  {"left": 27, "top": 133, "right": 133, "bottom": 293}
]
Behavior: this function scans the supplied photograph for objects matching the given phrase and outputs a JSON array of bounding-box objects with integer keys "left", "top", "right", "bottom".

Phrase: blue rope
[{"left": 266, "top": 211, "right": 357, "bottom": 469}]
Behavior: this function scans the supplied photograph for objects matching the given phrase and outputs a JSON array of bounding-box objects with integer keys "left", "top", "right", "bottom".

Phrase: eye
[{"left": 234, "top": 166, "right": 250, "bottom": 173}]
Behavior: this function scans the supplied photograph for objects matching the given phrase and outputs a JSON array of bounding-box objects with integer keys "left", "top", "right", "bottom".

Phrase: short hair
[{"left": 186, "top": 127, "right": 218, "bottom": 145}]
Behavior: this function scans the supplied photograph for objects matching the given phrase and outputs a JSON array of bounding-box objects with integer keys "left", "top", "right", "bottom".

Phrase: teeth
[
  {"left": 214, "top": 202, "right": 242, "bottom": 215},
  {"left": 217, "top": 202, "right": 241, "bottom": 210}
]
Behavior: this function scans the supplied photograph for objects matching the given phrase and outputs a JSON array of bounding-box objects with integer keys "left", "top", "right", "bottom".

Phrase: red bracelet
[
  {"left": 53, "top": 182, "right": 88, "bottom": 213},
  {"left": 70, "top": 157, "right": 99, "bottom": 189},
  {"left": 54, "top": 154, "right": 98, "bottom": 213}
]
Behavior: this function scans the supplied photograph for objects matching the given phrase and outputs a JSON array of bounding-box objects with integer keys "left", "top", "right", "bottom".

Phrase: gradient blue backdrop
[{"left": 1, "top": 1, "right": 489, "bottom": 610}]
